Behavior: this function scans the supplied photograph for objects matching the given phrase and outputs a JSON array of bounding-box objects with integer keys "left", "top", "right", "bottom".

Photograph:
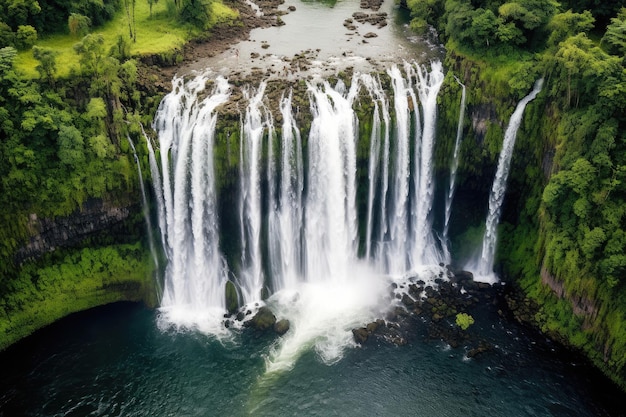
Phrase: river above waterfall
[
  {"left": 1, "top": 302, "right": 623, "bottom": 416},
  {"left": 186, "top": 0, "right": 443, "bottom": 79}
]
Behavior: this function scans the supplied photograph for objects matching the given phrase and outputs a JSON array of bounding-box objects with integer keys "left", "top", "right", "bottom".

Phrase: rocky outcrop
[
  {"left": 354, "top": 272, "right": 504, "bottom": 355},
  {"left": 15, "top": 198, "right": 139, "bottom": 264}
]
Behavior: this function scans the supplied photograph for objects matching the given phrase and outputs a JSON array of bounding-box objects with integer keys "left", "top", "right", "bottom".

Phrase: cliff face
[
  {"left": 0, "top": 195, "right": 153, "bottom": 351},
  {"left": 442, "top": 52, "right": 626, "bottom": 391},
  {"left": 15, "top": 198, "right": 136, "bottom": 264}
]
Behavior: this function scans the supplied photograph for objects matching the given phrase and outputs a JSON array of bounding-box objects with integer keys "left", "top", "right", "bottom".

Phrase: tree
[
  {"left": 469, "top": 8, "right": 499, "bottom": 47},
  {"left": 0, "top": 46, "right": 16, "bottom": 74},
  {"left": 32, "top": 46, "right": 57, "bottom": 87},
  {"left": 15, "top": 25, "right": 36, "bottom": 50},
  {"left": 601, "top": 8, "right": 626, "bottom": 55},
  {"left": 179, "top": 0, "right": 211, "bottom": 29},
  {"left": 1, "top": 0, "right": 41, "bottom": 27},
  {"left": 148, "top": 0, "right": 159, "bottom": 18},
  {"left": 122, "top": 0, "right": 137, "bottom": 42},
  {"left": 0, "top": 22, "right": 14, "bottom": 48},
  {"left": 68, "top": 13, "right": 91, "bottom": 37},
  {"left": 57, "top": 124, "right": 85, "bottom": 168},
  {"left": 74, "top": 34, "right": 106, "bottom": 78},
  {"left": 547, "top": 10, "right": 595, "bottom": 48},
  {"left": 109, "top": 35, "right": 131, "bottom": 61}
]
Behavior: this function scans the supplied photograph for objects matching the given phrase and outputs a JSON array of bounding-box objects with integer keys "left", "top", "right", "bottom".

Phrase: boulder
[
  {"left": 225, "top": 281, "right": 239, "bottom": 315},
  {"left": 247, "top": 306, "right": 276, "bottom": 331},
  {"left": 274, "top": 319, "right": 290, "bottom": 335},
  {"left": 352, "top": 327, "right": 369, "bottom": 344},
  {"left": 451, "top": 270, "right": 474, "bottom": 284}
]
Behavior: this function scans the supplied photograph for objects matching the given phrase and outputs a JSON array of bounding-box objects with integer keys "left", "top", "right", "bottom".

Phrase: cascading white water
[
  {"left": 385, "top": 65, "right": 414, "bottom": 274},
  {"left": 143, "top": 124, "right": 168, "bottom": 256},
  {"left": 361, "top": 74, "right": 389, "bottom": 262},
  {"left": 304, "top": 79, "right": 361, "bottom": 281},
  {"left": 126, "top": 135, "right": 160, "bottom": 288},
  {"left": 151, "top": 62, "right": 450, "bottom": 365},
  {"left": 364, "top": 62, "right": 445, "bottom": 274},
  {"left": 470, "top": 79, "right": 544, "bottom": 283},
  {"left": 239, "top": 82, "right": 270, "bottom": 304},
  {"left": 411, "top": 62, "right": 445, "bottom": 267},
  {"left": 267, "top": 91, "right": 304, "bottom": 291},
  {"left": 153, "top": 75, "right": 232, "bottom": 334},
  {"left": 442, "top": 77, "right": 467, "bottom": 261}
]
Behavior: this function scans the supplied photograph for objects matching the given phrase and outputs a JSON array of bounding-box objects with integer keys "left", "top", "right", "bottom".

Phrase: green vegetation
[
  {"left": 0, "top": 243, "right": 153, "bottom": 350},
  {"left": 5, "top": 0, "right": 238, "bottom": 78},
  {"left": 0, "top": 0, "right": 240, "bottom": 348},
  {"left": 407, "top": 0, "right": 626, "bottom": 389},
  {"left": 455, "top": 312, "right": 475, "bottom": 330}
]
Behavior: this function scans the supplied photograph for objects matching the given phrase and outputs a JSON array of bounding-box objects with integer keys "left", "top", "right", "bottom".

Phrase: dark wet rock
[
  {"left": 261, "top": 43, "right": 270, "bottom": 49},
  {"left": 225, "top": 280, "right": 239, "bottom": 314},
  {"left": 467, "top": 342, "right": 493, "bottom": 358},
  {"left": 451, "top": 270, "right": 474, "bottom": 284},
  {"left": 246, "top": 306, "right": 277, "bottom": 331},
  {"left": 274, "top": 319, "right": 290, "bottom": 335},
  {"left": 360, "top": 0, "right": 384, "bottom": 11},
  {"left": 287, "top": 5, "right": 296, "bottom": 11},
  {"left": 352, "top": 327, "right": 369, "bottom": 344},
  {"left": 364, "top": 32, "right": 378, "bottom": 38},
  {"left": 401, "top": 293, "right": 415, "bottom": 307}
]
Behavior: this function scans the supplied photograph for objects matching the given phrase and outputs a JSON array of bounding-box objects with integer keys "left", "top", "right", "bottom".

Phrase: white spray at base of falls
[
  {"left": 150, "top": 62, "right": 451, "bottom": 366},
  {"left": 468, "top": 79, "right": 544, "bottom": 283},
  {"left": 442, "top": 77, "right": 466, "bottom": 262}
]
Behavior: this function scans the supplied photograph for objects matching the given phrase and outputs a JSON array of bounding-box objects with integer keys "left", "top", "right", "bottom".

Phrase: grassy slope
[{"left": 15, "top": 0, "right": 239, "bottom": 78}]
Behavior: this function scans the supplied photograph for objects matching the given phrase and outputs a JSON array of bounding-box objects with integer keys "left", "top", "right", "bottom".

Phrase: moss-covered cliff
[{"left": 438, "top": 46, "right": 626, "bottom": 391}]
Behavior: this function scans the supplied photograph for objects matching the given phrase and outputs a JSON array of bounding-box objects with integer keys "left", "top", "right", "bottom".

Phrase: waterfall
[
  {"left": 126, "top": 135, "right": 161, "bottom": 296},
  {"left": 239, "top": 82, "right": 270, "bottom": 304},
  {"left": 470, "top": 79, "right": 543, "bottom": 283},
  {"left": 143, "top": 124, "right": 168, "bottom": 257},
  {"left": 442, "top": 76, "right": 466, "bottom": 261},
  {"left": 305, "top": 79, "right": 360, "bottom": 281},
  {"left": 151, "top": 62, "right": 449, "bottom": 349},
  {"left": 369, "top": 61, "right": 445, "bottom": 274},
  {"left": 268, "top": 91, "right": 304, "bottom": 291},
  {"left": 410, "top": 62, "right": 445, "bottom": 267},
  {"left": 361, "top": 74, "right": 390, "bottom": 262},
  {"left": 152, "top": 75, "right": 232, "bottom": 333}
]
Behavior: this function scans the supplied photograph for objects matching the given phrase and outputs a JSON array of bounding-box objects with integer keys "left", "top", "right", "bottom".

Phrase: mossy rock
[
  {"left": 247, "top": 306, "right": 276, "bottom": 331},
  {"left": 225, "top": 280, "right": 239, "bottom": 315},
  {"left": 274, "top": 319, "right": 290, "bottom": 335}
]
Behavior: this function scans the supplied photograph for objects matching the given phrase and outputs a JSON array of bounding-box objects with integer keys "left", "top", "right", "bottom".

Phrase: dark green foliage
[
  {"left": 0, "top": 0, "right": 119, "bottom": 35},
  {"left": 546, "top": 10, "right": 595, "bottom": 48},
  {"left": 407, "top": 0, "right": 559, "bottom": 52},
  {"left": 601, "top": 8, "right": 626, "bottom": 55},
  {"left": 0, "top": 22, "right": 15, "bottom": 47},
  {"left": 179, "top": 0, "right": 211, "bottom": 29},
  {"left": 561, "top": 0, "right": 626, "bottom": 28},
  {"left": 32, "top": 46, "right": 57, "bottom": 86},
  {"left": 15, "top": 24, "right": 36, "bottom": 50}
]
